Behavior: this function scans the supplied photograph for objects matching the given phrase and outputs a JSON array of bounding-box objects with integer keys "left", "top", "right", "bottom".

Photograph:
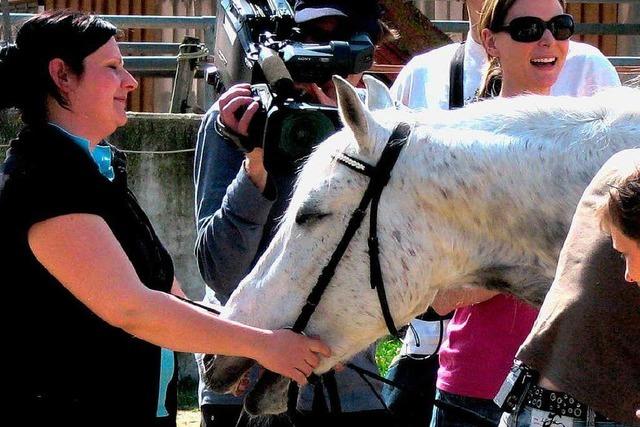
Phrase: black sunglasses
[{"left": 494, "top": 14, "right": 575, "bottom": 43}]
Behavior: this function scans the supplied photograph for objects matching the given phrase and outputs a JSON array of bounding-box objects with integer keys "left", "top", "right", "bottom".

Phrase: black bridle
[
  {"left": 280, "top": 122, "right": 412, "bottom": 420},
  {"left": 291, "top": 121, "right": 412, "bottom": 339},
  {"left": 187, "top": 122, "right": 414, "bottom": 419}
]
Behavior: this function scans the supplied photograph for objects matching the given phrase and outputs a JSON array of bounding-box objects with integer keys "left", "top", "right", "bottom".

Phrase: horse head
[{"left": 204, "top": 75, "right": 438, "bottom": 414}]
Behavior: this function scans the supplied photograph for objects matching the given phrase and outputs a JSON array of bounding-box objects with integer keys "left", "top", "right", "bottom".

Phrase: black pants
[{"left": 381, "top": 355, "right": 440, "bottom": 427}]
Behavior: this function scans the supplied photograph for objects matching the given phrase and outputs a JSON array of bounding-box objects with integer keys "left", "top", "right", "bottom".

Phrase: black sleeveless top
[{"left": 0, "top": 125, "right": 177, "bottom": 426}]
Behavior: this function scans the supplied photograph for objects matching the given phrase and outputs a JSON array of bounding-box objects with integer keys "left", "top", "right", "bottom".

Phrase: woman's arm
[
  {"left": 430, "top": 286, "right": 499, "bottom": 315},
  {"left": 28, "top": 213, "right": 330, "bottom": 384}
]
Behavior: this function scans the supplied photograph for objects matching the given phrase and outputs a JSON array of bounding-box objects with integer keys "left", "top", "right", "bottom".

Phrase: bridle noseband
[{"left": 291, "top": 121, "right": 412, "bottom": 339}]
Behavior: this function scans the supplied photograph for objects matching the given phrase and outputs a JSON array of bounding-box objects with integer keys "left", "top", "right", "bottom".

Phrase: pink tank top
[{"left": 437, "top": 294, "right": 539, "bottom": 399}]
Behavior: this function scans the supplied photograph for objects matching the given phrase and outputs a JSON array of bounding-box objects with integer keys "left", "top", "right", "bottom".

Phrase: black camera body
[
  {"left": 213, "top": 0, "right": 374, "bottom": 87},
  {"left": 211, "top": 0, "right": 374, "bottom": 173},
  {"left": 247, "top": 84, "right": 341, "bottom": 173}
]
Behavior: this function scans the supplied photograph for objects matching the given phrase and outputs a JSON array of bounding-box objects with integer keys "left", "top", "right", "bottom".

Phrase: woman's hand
[
  {"left": 430, "top": 286, "right": 500, "bottom": 315},
  {"left": 255, "top": 329, "right": 331, "bottom": 386}
]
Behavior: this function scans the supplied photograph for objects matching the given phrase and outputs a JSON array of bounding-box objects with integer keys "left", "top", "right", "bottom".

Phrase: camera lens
[{"left": 279, "top": 111, "right": 336, "bottom": 159}]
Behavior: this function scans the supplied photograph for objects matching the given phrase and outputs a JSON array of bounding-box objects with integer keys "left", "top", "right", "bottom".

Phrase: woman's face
[
  {"left": 611, "top": 226, "right": 640, "bottom": 288},
  {"left": 482, "top": 0, "right": 569, "bottom": 97},
  {"left": 66, "top": 37, "right": 138, "bottom": 140}
]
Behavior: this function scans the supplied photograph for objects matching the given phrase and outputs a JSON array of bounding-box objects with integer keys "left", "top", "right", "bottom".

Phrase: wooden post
[
  {"left": 2, "top": 0, "right": 12, "bottom": 44},
  {"left": 170, "top": 35, "right": 200, "bottom": 113},
  {"left": 618, "top": 2, "right": 640, "bottom": 57}
]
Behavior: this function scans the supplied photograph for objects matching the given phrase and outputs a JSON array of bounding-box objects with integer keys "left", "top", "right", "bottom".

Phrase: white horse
[{"left": 205, "top": 76, "right": 640, "bottom": 415}]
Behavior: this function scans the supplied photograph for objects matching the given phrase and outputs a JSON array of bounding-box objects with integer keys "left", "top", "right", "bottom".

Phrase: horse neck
[{"left": 396, "top": 122, "right": 630, "bottom": 280}]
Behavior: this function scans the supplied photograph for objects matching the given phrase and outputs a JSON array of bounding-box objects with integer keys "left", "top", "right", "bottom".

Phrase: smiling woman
[
  {"left": 50, "top": 37, "right": 138, "bottom": 145},
  {"left": 0, "top": 10, "right": 330, "bottom": 427},
  {"left": 421, "top": 1, "right": 577, "bottom": 426},
  {"left": 477, "top": 0, "right": 570, "bottom": 98}
]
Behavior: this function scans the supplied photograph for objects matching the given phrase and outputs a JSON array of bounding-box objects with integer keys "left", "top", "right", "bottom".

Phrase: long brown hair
[{"left": 476, "top": 0, "right": 567, "bottom": 98}]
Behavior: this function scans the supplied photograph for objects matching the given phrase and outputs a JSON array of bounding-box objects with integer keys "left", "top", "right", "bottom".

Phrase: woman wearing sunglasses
[
  {"left": 386, "top": 1, "right": 619, "bottom": 426},
  {"left": 422, "top": 1, "right": 619, "bottom": 427},
  {"left": 478, "top": 1, "right": 634, "bottom": 427},
  {"left": 478, "top": 0, "right": 575, "bottom": 99}
]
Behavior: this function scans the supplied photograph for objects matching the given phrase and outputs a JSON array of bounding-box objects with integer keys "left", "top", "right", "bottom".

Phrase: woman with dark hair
[{"left": 0, "top": 10, "right": 329, "bottom": 427}]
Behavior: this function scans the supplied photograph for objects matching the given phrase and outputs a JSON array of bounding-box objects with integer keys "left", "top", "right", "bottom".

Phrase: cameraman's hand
[{"left": 219, "top": 83, "right": 260, "bottom": 136}]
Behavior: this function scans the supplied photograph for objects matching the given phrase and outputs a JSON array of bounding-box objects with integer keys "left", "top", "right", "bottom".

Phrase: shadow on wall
[{"left": 1, "top": 111, "right": 205, "bottom": 380}]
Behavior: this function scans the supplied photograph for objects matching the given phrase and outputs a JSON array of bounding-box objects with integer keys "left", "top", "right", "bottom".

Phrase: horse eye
[{"left": 295, "top": 211, "right": 331, "bottom": 225}]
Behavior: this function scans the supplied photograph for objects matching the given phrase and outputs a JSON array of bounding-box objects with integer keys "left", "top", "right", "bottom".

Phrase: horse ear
[
  {"left": 333, "top": 75, "right": 374, "bottom": 153},
  {"left": 363, "top": 75, "right": 393, "bottom": 111}
]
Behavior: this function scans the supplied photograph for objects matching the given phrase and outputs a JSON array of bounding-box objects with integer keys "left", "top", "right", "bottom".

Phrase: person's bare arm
[
  {"left": 430, "top": 286, "right": 500, "bottom": 315},
  {"left": 28, "top": 213, "right": 330, "bottom": 384}
]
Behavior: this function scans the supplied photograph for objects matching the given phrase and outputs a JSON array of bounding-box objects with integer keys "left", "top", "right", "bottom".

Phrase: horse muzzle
[
  {"left": 202, "top": 354, "right": 255, "bottom": 393},
  {"left": 203, "top": 354, "right": 292, "bottom": 415}
]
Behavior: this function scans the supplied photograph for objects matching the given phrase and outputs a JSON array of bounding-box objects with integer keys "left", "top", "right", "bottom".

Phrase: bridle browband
[{"left": 291, "top": 121, "right": 412, "bottom": 339}]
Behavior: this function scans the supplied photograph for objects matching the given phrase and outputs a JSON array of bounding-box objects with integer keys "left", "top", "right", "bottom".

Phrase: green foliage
[
  {"left": 376, "top": 336, "right": 402, "bottom": 376},
  {"left": 177, "top": 377, "right": 199, "bottom": 410}
]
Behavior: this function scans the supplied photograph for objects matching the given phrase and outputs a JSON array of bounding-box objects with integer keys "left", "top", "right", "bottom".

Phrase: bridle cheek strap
[{"left": 292, "top": 122, "right": 412, "bottom": 339}]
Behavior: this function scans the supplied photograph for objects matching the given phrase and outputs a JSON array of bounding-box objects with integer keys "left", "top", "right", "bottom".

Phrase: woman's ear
[
  {"left": 48, "top": 58, "right": 74, "bottom": 94},
  {"left": 481, "top": 28, "right": 500, "bottom": 58}
]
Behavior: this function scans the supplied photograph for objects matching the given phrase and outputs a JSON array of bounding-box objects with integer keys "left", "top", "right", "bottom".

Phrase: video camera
[{"left": 211, "top": 0, "right": 375, "bottom": 173}]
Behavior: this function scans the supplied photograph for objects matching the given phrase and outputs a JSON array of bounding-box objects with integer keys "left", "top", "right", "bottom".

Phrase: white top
[
  {"left": 391, "top": 32, "right": 621, "bottom": 111},
  {"left": 391, "top": 33, "right": 621, "bottom": 356}
]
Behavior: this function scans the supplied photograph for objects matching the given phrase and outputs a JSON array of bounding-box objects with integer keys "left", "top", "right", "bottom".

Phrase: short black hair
[{"left": 0, "top": 10, "right": 117, "bottom": 125}]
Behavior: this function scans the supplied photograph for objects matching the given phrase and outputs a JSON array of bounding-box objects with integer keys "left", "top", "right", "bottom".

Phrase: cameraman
[{"left": 193, "top": 1, "right": 392, "bottom": 427}]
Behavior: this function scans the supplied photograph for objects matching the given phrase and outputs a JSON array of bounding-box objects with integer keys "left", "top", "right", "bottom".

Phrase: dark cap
[{"left": 293, "top": 0, "right": 380, "bottom": 24}]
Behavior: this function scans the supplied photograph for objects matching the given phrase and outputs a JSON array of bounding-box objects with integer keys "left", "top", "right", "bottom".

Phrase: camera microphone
[{"left": 257, "top": 47, "right": 295, "bottom": 98}]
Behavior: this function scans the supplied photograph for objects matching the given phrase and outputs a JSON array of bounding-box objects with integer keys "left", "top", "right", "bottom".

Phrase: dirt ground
[{"left": 177, "top": 409, "right": 200, "bottom": 426}]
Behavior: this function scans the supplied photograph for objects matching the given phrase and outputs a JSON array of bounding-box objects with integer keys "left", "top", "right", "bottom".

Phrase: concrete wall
[{"left": 1, "top": 111, "right": 207, "bottom": 380}]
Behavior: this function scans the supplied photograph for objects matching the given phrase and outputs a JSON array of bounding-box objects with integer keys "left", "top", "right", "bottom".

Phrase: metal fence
[{"left": 2, "top": 1, "right": 639, "bottom": 111}]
